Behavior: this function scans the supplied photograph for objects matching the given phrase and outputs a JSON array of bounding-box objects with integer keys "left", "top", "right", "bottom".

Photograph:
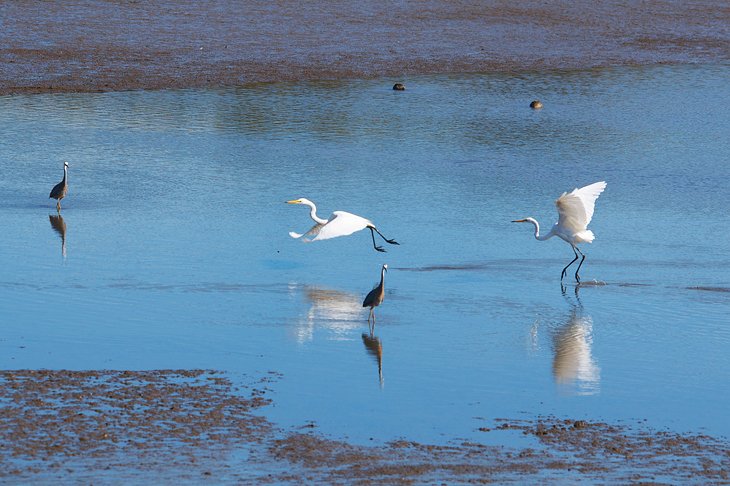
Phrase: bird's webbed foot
[
  {"left": 374, "top": 246, "right": 386, "bottom": 252},
  {"left": 385, "top": 238, "right": 399, "bottom": 245}
]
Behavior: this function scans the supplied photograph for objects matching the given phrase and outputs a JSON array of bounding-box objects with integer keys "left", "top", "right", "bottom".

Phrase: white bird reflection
[
  {"left": 48, "top": 213, "right": 67, "bottom": 259},
  {"left": 290, "top": 284, "right": 364, "bottom": 343},
  {"left": 552, "top": 287, "right": 600, "bottom": 395},
  {"left": 361, "top": 332, "right": 384, "bottom": 388}
]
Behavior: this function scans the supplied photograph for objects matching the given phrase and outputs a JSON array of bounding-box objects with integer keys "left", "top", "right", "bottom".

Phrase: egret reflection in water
[
  {"left": 551, "top": 287, "right": 600, "bottom": 395},
  {"left": 48, "top": 213, "right": 67, "bottom": 258},
  {"left": 361, "top": 332, "right": 384, "bottom": 388},
  {"left": 292, "top": 285, "right": 365, "bottom": 343}
]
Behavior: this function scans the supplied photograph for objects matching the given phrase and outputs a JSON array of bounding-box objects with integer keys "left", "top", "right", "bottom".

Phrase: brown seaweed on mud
[
  {"left": 1, "top": 1, "right": 729, "bottom": 95},
  {"left": 271, "top": 417, "right": 729, "bottom": 484},
  {"left": 0, "top": 369, "right": 276, "bottom": 480},
  {"left": 2, "top": 370, "right": 728, "bottom": 483}
]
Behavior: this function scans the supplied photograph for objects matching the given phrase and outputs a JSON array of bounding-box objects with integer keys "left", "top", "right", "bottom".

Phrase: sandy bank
[{"left": 1, "top": 1, "right": 728, "bottom": 94}]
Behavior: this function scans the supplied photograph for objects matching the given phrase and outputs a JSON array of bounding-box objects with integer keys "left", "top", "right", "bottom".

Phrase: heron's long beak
[
  {"left": 512, "top": 219, "right": 528, "bottom": 223},
  {"left": 286, "top": 199, "right": 301, "bottom": 204}
]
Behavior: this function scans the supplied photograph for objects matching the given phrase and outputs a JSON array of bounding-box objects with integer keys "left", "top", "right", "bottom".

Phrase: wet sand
[
  {"left": 1, "top": 370, "right": 727, "bottom": 483},
  {"left": 1, "top": 1, "right": 729, "bottom": 94}
]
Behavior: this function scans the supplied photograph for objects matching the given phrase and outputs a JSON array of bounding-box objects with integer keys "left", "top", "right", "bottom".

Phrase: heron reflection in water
[
  {"left": 48, "top": 213, "right": 67, "bottom": 258},
  {"left": 552, "top": 286, "right": 600, "bottom": 395},
  {"left": 361, "top": 332, "right": 384, "bottom": 388}
]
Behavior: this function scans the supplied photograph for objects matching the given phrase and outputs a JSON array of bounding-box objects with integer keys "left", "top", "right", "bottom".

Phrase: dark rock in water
[
  {"left": 530, "top": 100, "right": 543, "bottom": 109},
  {"left": 393, "top": 83, "right": 406, "bottom": 91}
]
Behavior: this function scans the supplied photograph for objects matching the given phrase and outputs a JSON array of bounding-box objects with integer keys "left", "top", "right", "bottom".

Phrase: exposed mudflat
[
  {"left": 1, "top": 1, "right": 729, "bottom": 94},
  {"left": 1, "top": 370, "right": 727, "bottom": 483}
]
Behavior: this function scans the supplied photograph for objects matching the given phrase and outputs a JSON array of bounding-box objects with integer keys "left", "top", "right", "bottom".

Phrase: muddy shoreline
[
  {"left": 2, "top": 1, "right": 729, "bottom": 95},
  {"left": 1, "top": 370, "right": 727, "bottom": 483}
]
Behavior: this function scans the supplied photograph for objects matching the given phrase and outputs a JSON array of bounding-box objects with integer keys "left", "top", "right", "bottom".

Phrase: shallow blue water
[{"left": 1, "top": 64, "right": 729, "bottom": 447}]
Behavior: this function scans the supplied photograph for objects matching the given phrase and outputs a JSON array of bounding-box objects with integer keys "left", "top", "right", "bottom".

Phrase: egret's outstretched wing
[
  {"left": 555, "top": 181, "right": 606, "bottom": 233},
  {"left": 312, "top": 211, "right": 372, "bottom": 241},
  {"left": 289, "top": 223, "right": 324, "bottom": 240}
]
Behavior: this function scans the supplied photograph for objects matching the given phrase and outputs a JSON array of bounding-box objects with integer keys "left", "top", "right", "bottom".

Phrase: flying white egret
[
  {"left": 512, "top": 181, "right": 607, "bottom": 283},
  {"left": 286, "top": 198, "right": 399, "bottom": 252}
]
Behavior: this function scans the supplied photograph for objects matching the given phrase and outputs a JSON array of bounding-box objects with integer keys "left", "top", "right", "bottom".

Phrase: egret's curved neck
[
  {"left": 525, "top": 217, "right": 553, "bottom": 241},
  {"left": 303, "top": 200, "right": 327, "bottom": 225}
]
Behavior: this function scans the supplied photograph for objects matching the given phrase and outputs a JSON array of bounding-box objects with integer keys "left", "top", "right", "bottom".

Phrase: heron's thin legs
[
  {"left": 369, "top": 228, "right": 386, "bottom": 252},
  {"left": 574, "top": 247, "right": 586, "bottom": 283},
  {"left": 561, "top": 246, "right": 580, "bottom": 282},
  {"left": 372, "top": 226, "right": 399, "bottom": 246},
  {"left": 56, "top": 201, "right": 61, "bottom": 212}
]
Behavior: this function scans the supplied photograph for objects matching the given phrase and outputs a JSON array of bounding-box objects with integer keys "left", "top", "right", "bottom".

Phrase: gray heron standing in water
[
  {"left": 363, "top": 264, "right": 388, "bottom": 331},
  {"left": 49, "top": 161, "right": 69, "bottom": 211},
  {"left": 286, "top": 198, "right": 399, "bottom": 252}
]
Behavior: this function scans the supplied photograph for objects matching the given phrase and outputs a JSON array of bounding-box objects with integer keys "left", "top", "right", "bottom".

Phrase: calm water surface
[{"left": 1, "top": 65, "right": 729, "bottom": 447}]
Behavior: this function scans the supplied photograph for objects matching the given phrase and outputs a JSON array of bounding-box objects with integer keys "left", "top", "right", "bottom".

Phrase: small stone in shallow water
[
  {"left": 393, "top": 83, "right": 405, "bottom": 91},
  {"left": 530, "top": 100, "right": 543, "bottom": 109}
]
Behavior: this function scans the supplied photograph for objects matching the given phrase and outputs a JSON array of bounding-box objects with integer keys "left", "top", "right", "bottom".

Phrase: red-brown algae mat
[
  {"left": 0, "top": 370, "right": 727, "bottom": 483},
  {"left": 1, "top": 1, "right": 729, "bottom": 94}
]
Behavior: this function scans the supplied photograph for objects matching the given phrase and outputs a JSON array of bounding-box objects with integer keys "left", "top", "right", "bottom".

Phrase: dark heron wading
[
  {"left": 49, "top": 161, "right": 69, "bottom": 211},
  {"left": 363, "top": 264, "right": 388, "bottom": 331}
]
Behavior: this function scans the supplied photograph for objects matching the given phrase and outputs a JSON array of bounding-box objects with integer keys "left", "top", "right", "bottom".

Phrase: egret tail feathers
[{"left": 575, "top": 230, "right": 595, "bottom": 244}]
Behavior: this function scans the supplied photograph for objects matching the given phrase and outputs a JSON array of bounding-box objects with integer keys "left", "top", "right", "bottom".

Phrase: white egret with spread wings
[
  {"left": 512, "top": 181, "right": 607, "bottom": 283},
  {"left": 286, "top": 198, "right": 399, "bottom": 252}
]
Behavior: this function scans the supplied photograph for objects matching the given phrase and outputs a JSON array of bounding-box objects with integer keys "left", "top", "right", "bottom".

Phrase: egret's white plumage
[
  {"left": 287, "top": 198, "right": 399, "bottom": 252},
  {"left": 513, "top": 181, "right": 607, "bottom": 282},
  {"left": 555, "top": 181, "right": 606, "bottom": 243}
]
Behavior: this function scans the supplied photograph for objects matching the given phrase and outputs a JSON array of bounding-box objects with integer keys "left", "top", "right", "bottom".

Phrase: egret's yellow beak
[
  {"left": 511, "top": 219, "right": 527, "bottom": 223},
  {"left": 286, "top": 199, "right": 301, "bottom": 204}
]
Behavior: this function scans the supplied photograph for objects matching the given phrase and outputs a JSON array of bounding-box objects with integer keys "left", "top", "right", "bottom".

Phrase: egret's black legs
[
  {"left": 369, "top": 228, "right": 386, "bottom": 252},
  {"left": 574, "top": 247, "right": 586, "bottom": 283},
  {"left": 371, "top": 226, "right": 399, "bottom": 246},
  {"left": 561, "top": 246, "right": 580, "bottom": 282}
]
